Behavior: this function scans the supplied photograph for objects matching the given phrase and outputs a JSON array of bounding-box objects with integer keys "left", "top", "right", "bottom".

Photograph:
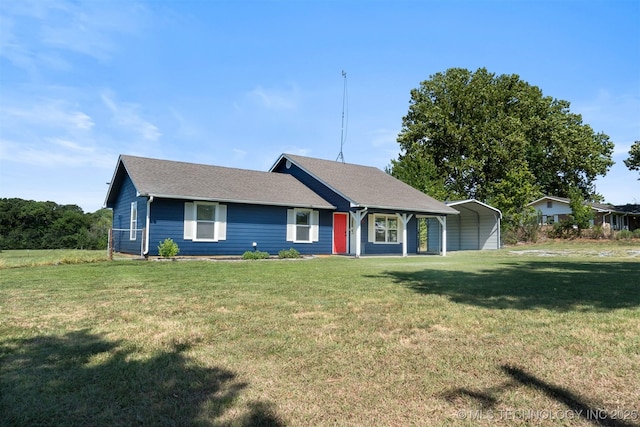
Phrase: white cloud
[
  {"left": 247, "top": 84, "right": 300, "bottom": 110},
  {"left": 101, "top": 91, "right": 161, "bottom": 142},
  {"left": 0, "top": 100, "right": 94, "bottom": 131},
  {"left": 0, "top": 0, "right": 149, "bottom": 70},
  {"left": 52, "top": 138, "right": 94, "bottom": 153},
  {"left": 573, "top": 89, "right": 640, "bottom": 152},
  {"left": 369, "top": 128, "right": 398, "bottom": 148}
]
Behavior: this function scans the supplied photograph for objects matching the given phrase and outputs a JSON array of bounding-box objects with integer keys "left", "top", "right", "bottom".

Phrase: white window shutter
[
  {"left": 216, "top": 204, "right": 227, "bottom": 241},
  {"left": 184, "top": 202, "right": 195, "bottom": 240},
  {"left": 286, "top": 209, "right": 295, "bottom": 241},
  {"left": 311, "top": 210, "right": 319, "bottom": 242},
  {"left": 368, "top": 214, "right": 375, "bottom": 243},
  {"left": 397, "top": 219, "right": 403, "bottom": 244}
]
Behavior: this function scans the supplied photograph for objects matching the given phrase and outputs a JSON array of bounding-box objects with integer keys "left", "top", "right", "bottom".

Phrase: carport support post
[
  {"left": 398, "top": 213, "right": 413, "bottom": 257},
  {"left": 436, "top": 216, "right": 447, "bottom": 256}
]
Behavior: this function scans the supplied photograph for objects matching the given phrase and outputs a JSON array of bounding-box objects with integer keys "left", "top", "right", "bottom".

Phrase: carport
[{"left": 426, "top": 199, "right": 502, "bottom": 252}]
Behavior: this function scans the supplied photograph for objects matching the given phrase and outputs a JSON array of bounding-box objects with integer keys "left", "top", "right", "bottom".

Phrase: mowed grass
[{"left": 1, "top": 242, "right": 639, "bottom": 426}]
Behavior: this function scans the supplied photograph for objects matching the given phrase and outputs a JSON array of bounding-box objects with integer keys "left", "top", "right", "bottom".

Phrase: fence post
[{"left": 108, "top": 228, "right": 113, "bottom": 260}]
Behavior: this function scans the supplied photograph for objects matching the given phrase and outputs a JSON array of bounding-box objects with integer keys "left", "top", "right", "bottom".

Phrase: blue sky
[{"left": 1, "top": 0, "right": 638, "bottom": 212}]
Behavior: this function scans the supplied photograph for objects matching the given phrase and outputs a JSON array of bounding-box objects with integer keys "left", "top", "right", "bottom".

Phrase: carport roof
[{"left": 447, "top": 199, "right": 502, "bottom": 218}]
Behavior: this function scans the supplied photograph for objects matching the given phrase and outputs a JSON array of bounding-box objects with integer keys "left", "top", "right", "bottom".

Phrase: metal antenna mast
[{"left": 336, "top": 70, "right": 348, "bottom": 163}]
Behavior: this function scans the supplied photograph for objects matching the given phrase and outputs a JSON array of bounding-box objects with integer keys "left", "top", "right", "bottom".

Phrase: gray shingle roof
[
  {"left": 108, "top": 155, "right": 335, "bottom": 209},
  {"left": 529, "top": 196, "right": 625, "bottom": 213},
  {"left": 275, "top": 154, "right": 459, "bottom": 215}
]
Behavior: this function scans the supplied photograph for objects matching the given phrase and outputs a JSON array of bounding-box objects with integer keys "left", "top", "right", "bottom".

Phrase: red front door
[{"left": 333, "top": 213, "right": 348, "bottom": 254}]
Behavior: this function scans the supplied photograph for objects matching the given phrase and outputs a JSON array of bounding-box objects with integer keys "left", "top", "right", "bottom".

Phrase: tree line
[{"left": 0, "top": 198, "right": 112, "bottom": 250}]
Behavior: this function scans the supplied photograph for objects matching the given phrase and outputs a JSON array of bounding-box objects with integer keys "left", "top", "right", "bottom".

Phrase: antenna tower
[{"left": 336, "top": 70, "right": 348, "bottom": 163}]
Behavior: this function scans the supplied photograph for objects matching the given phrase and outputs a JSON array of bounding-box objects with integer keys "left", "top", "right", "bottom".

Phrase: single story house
[
  {"left": 528, "top": 196, "right": 636, "bottom": 231},
  {"left": 105, "top": 153, "right": 459, "bottom": 257},
  {"left": 426, "top": 199, "right": 502, "bottom": 252},
  {"left": 611, "top": 204, "right": 640, "bottom": 231}
]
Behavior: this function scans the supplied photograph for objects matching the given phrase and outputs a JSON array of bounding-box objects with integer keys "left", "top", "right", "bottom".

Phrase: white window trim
[
  {"left": 184, "top": 202, "right": 227, "bottom": 242},
  {"left": 129, "top": 201, "right": 138, "bottom": 240},
  {"left": 287, "top": 208, "right": 319, "bottom": 243},
  {"left": 368, "top": 214, "right": 402, "bottom": 244}
]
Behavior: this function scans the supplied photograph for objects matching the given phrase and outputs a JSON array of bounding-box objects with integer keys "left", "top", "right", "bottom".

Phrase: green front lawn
[{"left": 1, "top": 243, "right": 639, "bottom": 426}]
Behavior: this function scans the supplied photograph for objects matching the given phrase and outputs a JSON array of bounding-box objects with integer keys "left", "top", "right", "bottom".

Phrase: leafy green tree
[
  {"left": 487, "top": 162, "right": 542, "bottom": 242},
  {"left": 392, "top": 67, "right": 614, "bottom": 223},
  {"left": 388, "top": 143, "right": 449, "bottom": 202},
  {"left": 568, "top": 186, "right": 594, "bottom": 236},
  {"left": 624, "top": 140, "right": 640, "bottom": 179}
]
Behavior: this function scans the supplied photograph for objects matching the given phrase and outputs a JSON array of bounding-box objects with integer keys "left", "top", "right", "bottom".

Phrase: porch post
[
  {"left": 349, "top": 208, "right": 367, "bottom": 258},
  {"left": 436, "top": 216, "right": 447, "bottom": 256},
  {"left": 398, "top": 213, "right": 413, "bottom": 257}
]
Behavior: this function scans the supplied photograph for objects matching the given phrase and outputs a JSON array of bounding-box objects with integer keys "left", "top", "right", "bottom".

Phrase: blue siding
[
  {"left": 109, "top": 159, "right": 423, "bottom": 257},
  {"left": 273, "top": 162, "right": 352, "bottom": 211},
  {"left": 361, "top": 215, "right": 418, "bottom": 255},
  {"left": 148, "top": 198, "right": 333, "bottom": 256},
  {"left": 275, "top": 159, "right": 422, "bottom": 256},
  {"left": 110, "top": 174, "right": 146, "bottom": 255}
]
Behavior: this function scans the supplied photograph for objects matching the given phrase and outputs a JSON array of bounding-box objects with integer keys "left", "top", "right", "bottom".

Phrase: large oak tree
[{"left": 390, "top": 67, "right": 614, "bottom": 224}]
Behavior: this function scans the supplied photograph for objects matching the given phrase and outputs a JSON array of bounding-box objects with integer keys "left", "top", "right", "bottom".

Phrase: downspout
[{"left": 144, "top": 196, "right": 154, "bottom": 256}]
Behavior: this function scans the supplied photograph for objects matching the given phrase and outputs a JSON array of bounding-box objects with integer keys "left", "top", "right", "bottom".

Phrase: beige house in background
[{"left": 528, "top": 196, "right": 639, "bottom": 231}]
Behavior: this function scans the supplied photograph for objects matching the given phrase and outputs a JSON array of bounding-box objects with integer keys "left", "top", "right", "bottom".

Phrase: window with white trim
[
  {"left": 296, "top": 209, "right": 311, "bottom": 241},
  {"left": 287, "top": 208, "right": 319, "bottom": 243},
  {"left": 129, "top": 202, "right": 138, "bottom": 240},
  {"left": 184, "top": 202, "right": 227, "bottom": 242},
  {"left": 196, "top": 203, "right": 216, "bottom": 240},
  {"left": 374, "top": 214, "right": 399, "bottom": 243}
]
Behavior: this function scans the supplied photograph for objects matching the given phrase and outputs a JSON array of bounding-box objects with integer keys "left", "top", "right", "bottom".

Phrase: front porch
[{"left": 332, "top": 209, "right": 448, "bottom": 257}]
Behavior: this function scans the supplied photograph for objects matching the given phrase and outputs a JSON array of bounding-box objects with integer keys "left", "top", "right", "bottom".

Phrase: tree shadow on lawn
[
  {"left": 443, "top": 365, "right": 638, "bottom": 427},
  {"left": 376, "top": 259, "right": 640, "bottom": 311},
  {"left": 0, "top": 330, "right": 283, "bottom": 427}
]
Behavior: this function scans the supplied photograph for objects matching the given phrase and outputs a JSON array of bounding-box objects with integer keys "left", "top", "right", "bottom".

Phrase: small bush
[
  {"left": 614, "top": 230, "right": 634, "bottom": 240},
  {"left": 633, "top": 229, "right": 640, "bottom": 239},
  {"left": 589, "top": 225, "right": 606, "bottom": 240},
  {"left": 278, "top": 248, "right": 301, "bottom": 259},
  {"left": 547, "top": 219, "right": 578, "bottom": 239},
  {"left": 242, "top": 250, "right": 270, "bottom": 260},
  {"left": 158, "top": 238, "right": 180, "bottom": 258}
]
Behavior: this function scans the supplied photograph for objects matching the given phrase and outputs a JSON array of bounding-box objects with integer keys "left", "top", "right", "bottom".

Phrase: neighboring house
[
  {"left": 528, "top": 196, "right": 635, "bottom": 231},
  {"left": 105, "top": 154, "right": 459, "bottom": 257},
  {"left": 611, "top": 204, "right": 640, "bottom": 231},
  {"left": 426, "top": 199, "right": 502, "bottom": 252}
]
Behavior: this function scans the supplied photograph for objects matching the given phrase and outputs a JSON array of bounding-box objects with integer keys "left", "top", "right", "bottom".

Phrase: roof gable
[
  {"left": 528, "top": 195, "right": 619, "bottom": 213},
  {"left": 271, "top": 153, "right": 459, "bottom": 215},
  {"left": 105, "top": 155, "right": 335, "bottom": 209}
]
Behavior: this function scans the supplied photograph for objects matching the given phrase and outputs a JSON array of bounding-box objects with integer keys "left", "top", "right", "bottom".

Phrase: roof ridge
[{"left": 120, "top": 154, "right": 277, "bottom": 176}]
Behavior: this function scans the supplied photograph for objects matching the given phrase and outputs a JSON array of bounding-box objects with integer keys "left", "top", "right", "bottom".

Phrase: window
[
  {"left": 130, "top": 202, "right": 138, "bottom": 240},
  {"left": 196, "top": 203, "right": 216, "bottom": 240},
  {"left": 373, "top": 214, "right": 399, "bottom": 243},
  {"left": 184, "top": 202, "right": 227, "bottom": 242},
  {"left": 296, "top": 209, "right": 311, "bottom": 242},
  {"left": 547, "top": 201, "right": 553, "bottom": 209},
  {"left": 287, "top": 209, "right": 319, "bottom": 243}
]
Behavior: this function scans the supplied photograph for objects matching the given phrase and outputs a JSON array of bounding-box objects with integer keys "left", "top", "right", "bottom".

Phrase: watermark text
[{"left": 457, "top": 408, "right": 639, "bottom": 422}]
